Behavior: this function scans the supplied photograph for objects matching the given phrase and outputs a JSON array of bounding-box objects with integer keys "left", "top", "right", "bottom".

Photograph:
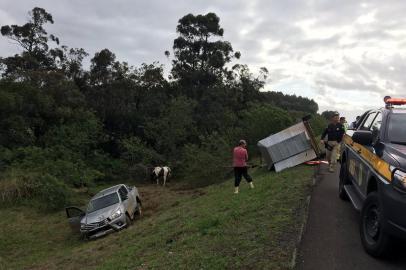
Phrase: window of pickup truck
[
  {"left": 388, "top": 113, "right": 406, "bottom": 145},
  {"left": 371, "top": 113, "right": 382, "bottom": 144},
  {"left": 118, "top": 186, "right": 128, "bottom": 201},
  {"left": 360, "top": 112, "right": 377, "bottom": 130},
  {"left": 87, "top": 193, "right": 120, "bottom": 213}
]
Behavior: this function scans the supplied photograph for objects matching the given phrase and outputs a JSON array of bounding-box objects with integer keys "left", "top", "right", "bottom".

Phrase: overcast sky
[{"left": 1, "top": 0, "right": 406, "bottom": 121}]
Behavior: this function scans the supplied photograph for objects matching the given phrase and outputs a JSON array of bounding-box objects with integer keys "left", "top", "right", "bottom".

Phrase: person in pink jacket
[{"left": 233, "top": 139, "right": 254, "bottom": 194}]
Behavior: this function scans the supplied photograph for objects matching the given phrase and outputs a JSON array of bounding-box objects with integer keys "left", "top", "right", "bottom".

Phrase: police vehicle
[{"left": 339, "top": 97, "right": 406, "bottom": 257}]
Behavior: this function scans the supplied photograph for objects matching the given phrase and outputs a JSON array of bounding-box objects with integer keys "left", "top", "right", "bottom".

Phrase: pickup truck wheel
[
  {"left": 134, "top": 197, "right": 143, "bottom": 218},
  {"left": 339, "top": 161, "right": 349, "bottom": 200},
  {"left": 360, "top": 192, "right": 392, "bottom": 257},
  {"left": 125, "top": 213, "right": 132, "bottom": 227},
  {"left": 134, "top": 204, "right": 142, "bottom": 218},
  {"left": 81, "top": 234, "right": 89, "bottom": 241}
]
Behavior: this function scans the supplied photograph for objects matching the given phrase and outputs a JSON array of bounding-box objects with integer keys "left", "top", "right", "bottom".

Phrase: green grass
[{"left": 0, "top": 166, "right": 314, "bottom": 270}]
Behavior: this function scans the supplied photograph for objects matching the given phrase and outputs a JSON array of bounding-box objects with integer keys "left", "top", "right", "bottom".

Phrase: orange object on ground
[{"left": 304, "top": 160, "right": 329, "bottom": 165}]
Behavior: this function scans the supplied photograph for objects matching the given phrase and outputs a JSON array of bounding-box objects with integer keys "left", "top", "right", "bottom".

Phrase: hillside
[
  {"left": 0, "top": 166, "right": 314, "bottom": 270},
  {"left": 0, "top": 8, "right": 326, "bottom": 214},
  {"left": 1, "top": 8, "right": 322, "bottom": 270}
]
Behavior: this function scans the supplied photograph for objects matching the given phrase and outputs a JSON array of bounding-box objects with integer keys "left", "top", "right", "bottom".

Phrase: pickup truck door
[
  {"left": 65, "top": 206, "right": 85, "bottom": 233},
  {"left": 119, "top": 186, "right": 136, "bottom": 216},
  {"left": 348, "top": 111, "right": 379, "bottom": 194},
  {"left": 126, "top": 185, "right": 138, "bottom": 206}
]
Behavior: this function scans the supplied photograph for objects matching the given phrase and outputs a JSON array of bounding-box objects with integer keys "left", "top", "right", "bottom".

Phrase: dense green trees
[
  {"left": 170, "top": 13, "right": 239, "bottom": 89},
  {"left": 0, "top": 8, "right": 325, "bottom": 210},
  {"left": 321, "top": 110, "right": 337, "bottom": 120}
]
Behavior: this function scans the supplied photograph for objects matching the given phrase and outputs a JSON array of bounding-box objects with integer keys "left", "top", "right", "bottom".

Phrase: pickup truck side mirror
[{"left": 352, "top": 130, "right": 373, "bottom": 146}]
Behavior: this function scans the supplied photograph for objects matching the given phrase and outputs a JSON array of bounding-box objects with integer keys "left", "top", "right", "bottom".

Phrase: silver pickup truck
[{"left": 65, "top": 184, "right": 142, "bottom": 239}]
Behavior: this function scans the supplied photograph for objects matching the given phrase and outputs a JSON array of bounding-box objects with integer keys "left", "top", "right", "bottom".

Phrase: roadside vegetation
[
  {"left": 0, "top": 7, "right": 326, "bottom": 269},
  {"left": 0, "top": 7, "right": 326, "bottom": 212},
  {"left": 0, "top": 165, "right": 314, "bottom": 270}
]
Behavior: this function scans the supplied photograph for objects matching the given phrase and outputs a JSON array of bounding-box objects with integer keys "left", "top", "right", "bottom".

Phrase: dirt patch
[{"left": 136, "top": 183, "right": 204, "bottom": 218}]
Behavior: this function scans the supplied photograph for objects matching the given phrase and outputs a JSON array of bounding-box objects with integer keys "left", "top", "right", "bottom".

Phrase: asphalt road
[{"left": 297, "top": 164, "right": 406, "bottom": 270}]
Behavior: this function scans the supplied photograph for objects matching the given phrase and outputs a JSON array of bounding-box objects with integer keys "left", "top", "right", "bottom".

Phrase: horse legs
[{"left": 163, "top": 174, "right": 166, "bottom": 186}]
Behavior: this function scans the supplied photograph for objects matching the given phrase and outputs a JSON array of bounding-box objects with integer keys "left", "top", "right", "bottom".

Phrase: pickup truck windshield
[
  {"left": 388, "top": 113, "right": 406, "bottom": 145},
  {"left": 87, "top": 193, "right": 119, "bottom": 213}
]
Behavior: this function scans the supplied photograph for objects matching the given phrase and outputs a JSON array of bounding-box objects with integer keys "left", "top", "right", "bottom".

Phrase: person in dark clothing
[
  {"left": 232, "top": 139, "right": 254, "bottom": 194},
  {"left": 350, "top": 116, "right": 361, "bottom": 129},
  {"left": 320, "top": 112, "right": 345, "bottom": 172}
]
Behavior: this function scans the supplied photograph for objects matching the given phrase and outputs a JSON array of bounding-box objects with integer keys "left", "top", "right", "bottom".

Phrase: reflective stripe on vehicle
[{"left": 344, "top": 134, "right": 392, "bottom": 182}]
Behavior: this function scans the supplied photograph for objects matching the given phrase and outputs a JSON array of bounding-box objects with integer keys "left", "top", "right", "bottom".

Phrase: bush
[
  {"left": 88, "top": 151, "right": 126, "bottom": 182},
  {"left": 119, "top": 136, "right": 163, "bottom": 165},
  {"left": 279, "top": 111, "right": 327, "bottom": 137},
  {"left": 309, "top": 114, "right": 327, "bottom": 137},
  {"left": 0, "top": 146, "right": 12, "bottom": 170},
  {"left": 181, "top": 133, "right": 231, "bottom": 188},
  {"left": 0, "top": 170, "right": 70, "bottom": 211},
  {"left": 34, "top": 174, "right": 70, "bottom": 211},
  {"left": 145, "top": 96, "right": 197, "bottom": 159},
  {"left": 41, "top": 110, "right": 103, "bottom": 157},
  {"left": 239, "top": 104, "right": 294, "bottom": 153},
  {"left": 7, "top": 146, "right": 104, "bottom": 187}
]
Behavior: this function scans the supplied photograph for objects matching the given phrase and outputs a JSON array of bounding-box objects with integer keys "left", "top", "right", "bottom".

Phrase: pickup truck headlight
[
  {"left": 392, "top": 169, "right": 406, "bottom": 192},
  {"left": 109, "top": 209, "right": 122, "bottom": 220},
  {"left": 80, "top": 223, "right": 85, "bottom": 229}
]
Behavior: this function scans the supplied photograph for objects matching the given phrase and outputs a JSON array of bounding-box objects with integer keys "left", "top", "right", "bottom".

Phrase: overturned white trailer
[{"left": 257, "top": 116, "right": 320, "bottom": 172}]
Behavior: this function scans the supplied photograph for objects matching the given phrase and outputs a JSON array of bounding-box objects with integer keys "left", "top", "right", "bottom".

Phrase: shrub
[
  {"left": 41, "top": 111, "right": 103, "bottom": 157},
  {"left": 278, "top": 111, "right": 327, "bottom": 137},
  {"left": 88, "top": 151, "right": 126, "bottom": 182},
  {"left": 34, "top": 174, "right": 70, "bottom": 211},
  {"left": 7, "top": 146, "right": 104, "bottom": 187},
  {"left": 0, "top": 146, "right": 12, "bottom": 170},
  {"left": 239, "top": 104, "right": 294, "bottom": 153},
  {"left": 0, "top": 170, "right": 70, "bottom": 211},
  {"left": 309, "top": 114, "right": 327, "bottom": 137},
  {"left": 145, "top": 96, "right": 197, "bottom": 158},
  {"left": 118, "top": 136, "right": 164, "bottom": 181},
  {"left": 119, "top": 136, "right": 163, "bottom": 165},
  {"left": 181, "top": 133, "right": 231, "bottom": 188}
]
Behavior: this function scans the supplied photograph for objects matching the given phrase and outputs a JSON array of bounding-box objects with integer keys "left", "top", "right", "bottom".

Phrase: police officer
[
  {"left": 320, "top": 112, "right": 345, "bottom": 172},
  {"left": 349, "top": 116, "right": 360, "bottom": 129},
  {"left": 340, "top": 116, "right": 348, "bottom": 132}
]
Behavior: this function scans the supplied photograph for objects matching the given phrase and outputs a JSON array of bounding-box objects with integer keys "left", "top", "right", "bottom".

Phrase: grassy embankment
[{"left": 0, "top": 165, "right": 314, "bottom": 270}]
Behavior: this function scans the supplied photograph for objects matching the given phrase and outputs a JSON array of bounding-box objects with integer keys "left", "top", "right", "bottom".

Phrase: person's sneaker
[
  {"left": 329, "top": 166, "right": 334, "bottom": 173},
  {"left": 249, "top": 182, "right": 255, "bottom": 189},
  {"left": 234, "top": 187, "right": 239, "bottom": 194}
]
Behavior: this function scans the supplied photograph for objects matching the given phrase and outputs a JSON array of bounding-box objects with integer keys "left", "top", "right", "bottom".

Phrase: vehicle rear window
[
  {"left": 87, "top": 193, "right": 119, "bottom": 213},
  {"left": 118, "top": 186, "right": 128, "bottom": 201},
  {"left": 388, "top": 113, "right": 406, "bottom": 145}
]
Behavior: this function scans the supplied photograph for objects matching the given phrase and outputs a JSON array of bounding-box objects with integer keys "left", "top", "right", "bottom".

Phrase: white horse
[{"left": 151, "top": 166, "right": 171, "bottom": 186}]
